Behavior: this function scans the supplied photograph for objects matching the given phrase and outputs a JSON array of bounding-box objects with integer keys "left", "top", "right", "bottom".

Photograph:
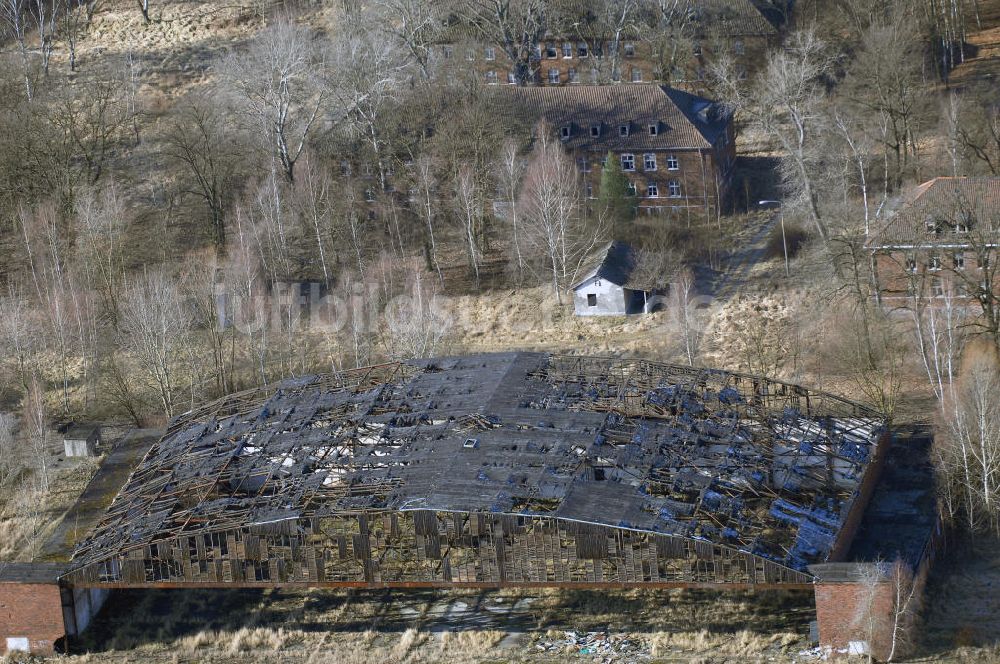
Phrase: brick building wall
[
  {"left": 577, "top": 130, "right": 735, "bottom": 219},
  {"left": 0, "top": 581, "right": 66, "bottom": 655},
  {"left": 813, "top": 575, "right": 895, "bottom": 660},
  {"left": 872, "top": 249, "right": 983, "bottom": 305},
  {"left": 457, "top": 36, "right": 773, "bottom": 91}
]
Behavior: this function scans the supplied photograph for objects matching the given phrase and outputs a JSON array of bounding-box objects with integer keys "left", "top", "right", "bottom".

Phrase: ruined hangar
[{"left": 63, "top": 352, "right": 887, "bottom": 590}]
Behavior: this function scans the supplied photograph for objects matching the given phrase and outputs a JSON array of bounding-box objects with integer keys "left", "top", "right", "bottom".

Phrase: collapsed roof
[{"left": 67, "top": 353, "right": 885, "bottom": 587}]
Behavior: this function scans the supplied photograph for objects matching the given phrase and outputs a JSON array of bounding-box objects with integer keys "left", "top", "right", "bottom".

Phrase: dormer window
[
  {"left": 619, "top": 124, "right": 630, "bottom": 137},
  {"left": 560, "top": 125, "right": 571, "bottom": 140},
  {"left": 590, "top": 125, "right": 601, "bottom": 137},
  {"left": 648, "top": 124, "right": 658, "bottom": 136}
]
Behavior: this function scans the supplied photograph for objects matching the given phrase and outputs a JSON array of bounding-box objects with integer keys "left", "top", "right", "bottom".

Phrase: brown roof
[
  {"left": 867, "top": 177, "right": 1000, "bottom": 248},
  {"left": 690, "top": 0, "right": 778, "bottom": 36},
  {"left": 495, "top": 84, "right": 730, "bottom": 152}
]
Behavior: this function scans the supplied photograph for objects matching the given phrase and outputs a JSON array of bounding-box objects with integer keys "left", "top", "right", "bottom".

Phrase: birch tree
[
  {"left": 118, "top": 269, "right": 192, "bottom": 418},
  {"left": 222, "top": 19, "right": 326, "bottom": 182}
]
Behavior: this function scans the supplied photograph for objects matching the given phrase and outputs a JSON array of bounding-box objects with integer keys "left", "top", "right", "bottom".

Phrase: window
[
  {"left": 647, "top": 182, "right": 659, "bottom": 198},
  {"left": 905, "top": 256, "right": 917, "bottom": 273},
  {"left": 619, "top": 123, "right": 630, "bottom": 137},
  {"left": 931, "top": 276, "right": 946, "bottom": 298},
  {"left": 545, "top": 42, "right": 557, "bottom": 58},
  {"left": 668, "top": 180, "right": 682, "bottom": 197},
  {"left": 577, "top": 157, "right": 591, "bottom": 172},
  {"left": 643, "top": 153, "right": 657, "bottom": 170},
  {"left": 560, "top": 125, "right": 571, "bottom": 140},
  {"left": 648, "top": 123, "right": 658, "bottom": 136},
  {"left": 594, "top": 42, "right": 604, "bottom": 57},
  {"left": 548, "top": 68, "right": 560, "bottom": 83},
  {"left": 624, "top": 42, "right": 635, "bottom": 57},
  {"left": 590, "top": 124, "right": 601, "bottom": 137},
  {"left": 587, "top": 293, "right": 597, "bottom": 307},
  {"left": 585, "top": 182, "right": 594, "bottom": 198},
  {"left": 733, "top": 40, "right": 745, "bottom": 55},
  {"left": 626, "top": 181, "right": 637, "bottom": 196},
  {"left": 563, "top": 42, "right": 573, "bottom": 58},
  {"left": 568, "top": 67, "right": 579, "bottom": 83},
  {"left": 443, "top": 46, "right": 453, "bottom": 59},
  {"left": 533, "top": 44, "right": 542, "bottom": 60},
  {"left": 578, "top": 42, "right": 589, "bottom": 57},
  {"left": 621, "top": 153, "right": 635, "bottom": 171},
  {"left": 693, "top": 42, "right": 702, "bottom": 56},
  {"left": 631, "top": 67, "right": 642, "bottom": 82},
  {"left": 485, "top": 70, "right": 498, "bottom": 84},
  {"left": 485, "top": 46, "right": 496, "bottom": 61},
  {"left": 507, "top": 71, "right": 517, "bottom": 84},
  {"left": 928, "top": 255, "right": 942, "bottom": 271},
  {"left": 954, "top": 252, "right": 966, "bottom": 270},
  {"left": 364, "top": 188, "right": 375, "bottom": 202},
  {"left": 666, "top": 154, "right": 679, "bottom": 170},
  {"left": 956, "top": 212, "right": 972, "bottom": 233},
  {"left": 466, "top": 48, "right": 475, "bottom": 61}
]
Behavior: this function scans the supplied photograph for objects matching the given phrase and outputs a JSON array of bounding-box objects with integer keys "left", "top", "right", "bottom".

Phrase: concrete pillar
[{"left": 810, "top": 562, "right": 912, "bottom": 662}]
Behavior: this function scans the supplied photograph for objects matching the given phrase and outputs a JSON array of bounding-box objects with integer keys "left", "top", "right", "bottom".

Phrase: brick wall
[
  {"left": 0, "top": 581, "right": 67, "bottom": 655},
  {"left": 814, "top": 578, "right": 895, "bottom": 660}
]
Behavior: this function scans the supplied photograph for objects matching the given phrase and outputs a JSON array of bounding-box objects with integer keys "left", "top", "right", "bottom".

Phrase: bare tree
[
  {"left": 165, "top": 98, "right": 244, "bottom": 252},
  {"left": 30, "top": 0, "right": 57, "bottom": 77},
  {"left": 374, "top": 0, "right": 445, "bottom": 81},
  {"left": 222, "top": 19, "right": 326, "bottom": 182},
  {"left": 117, "top": 269, "right": 192, "bottom": 418},
  {"left": 413, "top": 156, "right": 444, "bottom": 284},
  {"left": 517, "top": 126, "right": 604, "bottom": 304},
  {"left": 712, "top": 30, "right": 836, "bottom": 253},
  {"left": 2, "top": 0, "right": 34, "bottom": 99},
  {"left": 23, "top": 377, "right": 48, "bottom": 493},
  {"left": 382, "top": 270, "right": 452, "bottom": 359},
  {"left": 667, "top": 269, "right": 700, "bottom": 365},
  {"left": 495, "top": 139, "right": 526, "bottom": 282},
  {"left": 461, "top": 0, "right": 547, "bottom": 85},
  {"left": 0, "top": 413, "right": 18, "bottom": 489},
  {"left": 454, "top": 165, "right": 485, "bottom": 289},
  {"left": 136, "top": 0, "right": 148, "bottom": 22}
]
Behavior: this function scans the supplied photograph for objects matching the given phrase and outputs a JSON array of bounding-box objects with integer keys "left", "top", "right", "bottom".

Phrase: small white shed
[
  {"left": 63, "top": 424, "right": 102, "bottom": 458},
  {"left": 572, "top": 242, "right": 659, "bottom": 316}
]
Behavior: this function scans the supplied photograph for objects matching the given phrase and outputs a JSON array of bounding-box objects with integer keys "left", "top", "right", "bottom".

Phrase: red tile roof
[{"left": 866, "top": 177, "right": 1000, "bottom": 248}]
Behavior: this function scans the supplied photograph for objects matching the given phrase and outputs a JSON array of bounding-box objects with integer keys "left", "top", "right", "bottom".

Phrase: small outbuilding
[
  {"left": 572, "top": 242, "right": 663, "bottom": 316},
  {"left": 63, "top": 424, "right": 102, "bottom": 458}
]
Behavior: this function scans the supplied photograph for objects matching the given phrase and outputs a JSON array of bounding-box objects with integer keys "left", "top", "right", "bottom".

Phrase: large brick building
[
  {"left": 500, "top": 84, "right": 735, "bottom": 219},
  {"left": 868, "top": 177, "right": 1000, "bottom": 307},
  {"left": 442, "top": 0, "right": 777, "bottom": 90}
]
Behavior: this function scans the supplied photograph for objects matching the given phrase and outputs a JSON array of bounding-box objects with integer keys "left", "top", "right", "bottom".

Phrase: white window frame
[
  {"left": 568, "top": 67, "right": 579, "bottom": 83},
  {"left": 548, "top": 68, "right": 560, "bottom": 83},
  {"left": 619, "top": 124, "right": 630, "bottom": 137},
  {"left": 545, "top": 42, "right": 557, "bottom": 58},
  {"left": 626, "top": 181, "right": 637, "bottom": 196},
  {"left": 631, "top": 67, "right": 642, "bottom": 82},
  {"left": 666, "top": 154, "right": 679, "bottom": 170},
  {"left": 485, "top": 46, "right": 496, "bottom": 61},
  {"left": 485, "top": 70, "right": 498, "bottom": 85},
  {"left": 648, "top": 124, "right": 658, "bottom": 136},
  {"left": 507, "top": 71, "right": 517, "bottom": 84},
  {"left": 928, "top": 255, "right": 942, "bottom": 271},
  {"left": 560, "top": 125, "right": 571, "bottom": 140},
  {"left": 954, "top": 252, "right": 965, "bottom": 270},
  {"left": 563, "top": 42, "right": 573, "bottom": 58},
  {"left": 667, "top": 180, "right": 682, "bottom": 197},
  {"left": 621, "top": 153, "right": 635, "bottom": 172},
  {"left": 578, "top": 42, "right": 589, "bottom": 58},
  {"left": 643, "top": 153, "right": 657, "bottom": 171},
  {"left": 647, "top": 182, "right": 659, "bottom": 198},
  {"left": 590, "top": 124, "right": 601, "bottom": 137},
  {"left": 624, "top": 42, "right": 635, "bottom": 57}
]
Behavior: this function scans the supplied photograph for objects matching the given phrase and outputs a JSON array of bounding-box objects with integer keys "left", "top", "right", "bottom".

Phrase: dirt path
[{"left": 710, "top": 211, "right": 781, "bottom": 303}]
